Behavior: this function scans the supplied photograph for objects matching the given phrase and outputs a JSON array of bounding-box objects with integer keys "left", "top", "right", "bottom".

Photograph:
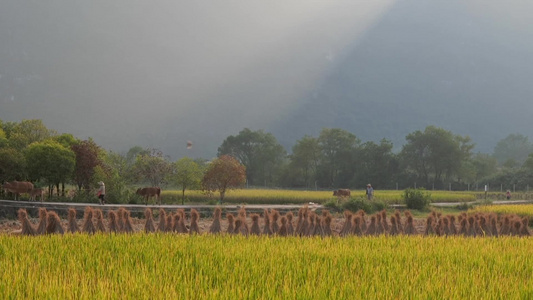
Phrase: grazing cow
[
  {"left": 333, "top": 189, "right": 351, "bottom": 197},
  {"left": 136, "top": 187, "right": 162, "bottom": 205},
  {"left": 29, "top": 188, "right": 45, "bottom": 202},
  {"left": 3, "top": 181, "right": 34, "bottom": 201}
]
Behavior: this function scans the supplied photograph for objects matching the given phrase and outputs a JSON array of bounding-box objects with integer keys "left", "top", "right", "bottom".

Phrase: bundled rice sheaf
[
  {"left": 36, "top": 208, "right": 48, "bottom": 235},
  {"left": 270, "top": 210, "right": 280, "bottom": 234},
  {"left": 424, "top": 216, "right": 436, "bottom": 236},
  {"left": 250, "top": 214, "right": 261, "bottom": 235},
  {"left": 226, "top": 214, "right": 235, "bottom": 234},
  {"left": 365, "top": 215, "right": 377, "bottom": 236},
  {"left": 322, "top": 215, "right": 333, "bottom": 236},
  {"left": 18, "top": 209, "right": 36, "bottom": 236},
  {"left": 376, "top": 213, "right": 385, "bottom": 235},
  {"left": 500, "top": 216, "right": 511, "bottom": 236},
  {"left": 381, "top": 210, "right": 390, "bottom": 233},
  {"left": 117, "top": 208, "right": 126, "bottom": 232},
  {"left": 238, "top": 206, "right": 247, "bottom": 220},
  {"left": 144, "top": 208, "right": 156, "bottom": 233},
  {"left": 209, "top": 207, "right": 222, "bottom": 234},
  {"left": 351, "top": 215, "right": 363, "bottom": 236},
  {"left": 286, "top": 212, "right": 295, "bottom": 235},
  {"left": 177, "top": 209, "right": 188, "bottom": 233},
  {"left": 306, "top": 212, "right": 316, "bottom": 236},
  {"left": 358, "top": 210, "right": 368, "bottom": 232},
  {"left": 458, "top": 217, "right": 468, "bottom": 236},
  {"left": 123, "top": 209, "right": 135, "bottom": 233},
  {"left": 404, "top": 215, "right": 417, "bottom": 235},
  {"left": 314, "top": 214, "right": 324, "bottom": 237},
  {"left": 189, "top": 209, "right": 200, "bottom": 235},
  {"left": 262, "top": 210, "right": 272, "bottom": 235},
  {"left": 82, "top": 207, "right": 96, "bottom": 234},
  {"left": 67, "top": 208, "right": 80, "bottom": 233},
  {"left": 169, "top": 213, "right": 177, "bottom": 233},
  {"left": 394, "top": 210, "right": 403, "bottom": 232},
  {"left": 107, "top": 210, "right": 119, "bottom": 233},
  {"left": 234, "top": 219, "right": 249, "bottom": 236},
  {"left": 339, "top": 211, "right": 352, "bottom": 237},
  {"left": 389, "top": 216, "right": 399, "bottom": 236},
  {"left": 449, "top": 215, "right": 458, "bottom": 235},
  {"left": 95, "top": 209, "right": 106, "bottom": 232},
  {"left": 46, "top": 211, "right": 64, "bottom": 234},
  {"left": 278, "top": 216, "right": 288, "bottom": 236},
  {"left": 295, "top": 207, "right": 304, "bottom": 235},
  {"left": 490, "top": 216, "right": 499, "bottom": 237},
  {"left": 158, "top": 209, "right": 167, "bottom": 232},
  {"left": 467, "top": 216, "right": 476, "bottom": 237},
  {"left": 520, "top": 217, "right": 531, "bottom": 236}
]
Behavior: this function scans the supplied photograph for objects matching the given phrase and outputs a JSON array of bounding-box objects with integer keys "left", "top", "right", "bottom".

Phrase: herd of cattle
[
  {"left": 2, "top": 180, "right": 162, "bottom": 204},
  {"left": 2, "top": 181, "right": 45, "bottom": 201}
]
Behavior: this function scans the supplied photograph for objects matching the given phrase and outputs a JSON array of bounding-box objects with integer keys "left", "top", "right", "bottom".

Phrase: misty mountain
[{"left": 1, "top": 1, "right": 532, "bottom": 159}]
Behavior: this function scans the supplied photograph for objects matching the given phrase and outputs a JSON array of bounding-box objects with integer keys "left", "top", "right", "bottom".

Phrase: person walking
[
  {"left": 96, "top": 181, "right": 106, "bottom": 205},
  {"left": 366, "top": 184, "right": 374, "bottom": 201},
  {"left": 506, "top": 190, "right": 511, "bottom": 200}
]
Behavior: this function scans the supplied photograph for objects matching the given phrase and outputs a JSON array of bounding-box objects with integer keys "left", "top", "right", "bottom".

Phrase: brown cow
[
  {"left": 3, "top": 181, "right": 34, "bottom": 201},
  {"left": 333, "top": 189, "right": 351, "bottom": 197},
  {"left": 29, "top": 188, "right": 45, "bottom": 202},
  {"left": 136, "top": 187, "right": 162, "bottom": 205}
]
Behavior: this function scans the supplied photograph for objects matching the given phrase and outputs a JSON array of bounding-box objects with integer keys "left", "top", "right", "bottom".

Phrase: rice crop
[
  {"left": 161, "top": 189, "right": 476, "bottom": 204},
  {"left": 472, "top": 204, "right": 533, "bottom": 217},
  {"left": 1, "top": 234, "right": 533, "bottom": 299}
]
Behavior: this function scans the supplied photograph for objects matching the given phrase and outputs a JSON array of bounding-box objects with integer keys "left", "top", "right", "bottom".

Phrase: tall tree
[
  {"left": 493, "top": 134, "right": 533, "bottom": 166},
  {"left": 4, "top": 119, "right": 56, "bottom": 150},
  {"left": 316, "top": 128, "right": 360, "bottom": 188},
  {"left": 131, "top": 148, "right": 172, "bottom": 186},
  {"left": 0, "top": 147, "right": 26, "bottom": 183},
  {"left": 288, "top": 135, "right": 320, "bottom": 188},
  {"left": 202, "top": 155, "right": 246, "bottom": 203},
  {"left": 400, "top": 126, "right": 474, "bottom": 188},
  {"left": 357, "top": 139, "right": 398, "bottom": 189},
  {"left": 218, "top": 128, "right": 286, "bottom": 186},
  {"left": 24, "top": 141, "right": 75, "bottom": 196},
  {"left": 171, "top": 157, "right": 203, "bottom": 204},
  {"left": 71, "top": 139, "right": 102, "bottom": 190}
]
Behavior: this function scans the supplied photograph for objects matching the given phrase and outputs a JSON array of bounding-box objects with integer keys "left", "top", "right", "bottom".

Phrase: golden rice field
[
  {"left": 1, "top": 234, "right": 533, "bottom": 299},
  {"left": 161, "top": 189, "right": 477, "bottom": 204},
  {"left": 472, "top": 204, "right": 533, "bottom": 217}
]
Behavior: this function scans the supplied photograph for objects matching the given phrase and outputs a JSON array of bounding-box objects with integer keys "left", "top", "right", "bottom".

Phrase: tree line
[{"left": 1, "top": 119, "right": 533, "bottom": 203}]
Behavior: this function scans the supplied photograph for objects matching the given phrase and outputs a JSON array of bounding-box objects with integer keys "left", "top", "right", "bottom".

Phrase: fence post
[
  {"left": 414, "top": 182, "right": 417, "bottom": 189},
  {"left": 501, "top": 184, "right": 503, "bottom": 192},
  {"left": 513, "top": 184, "right": 516, "bottom": 193},
  {"left": 396, "top": 182, "right": 398, "bottom": 190},
  {"left": 449, "top": 183, "right": 451, "bottom": 191}
]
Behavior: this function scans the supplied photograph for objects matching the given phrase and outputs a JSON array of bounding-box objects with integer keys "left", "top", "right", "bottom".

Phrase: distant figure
[
  {"left": 506, "top": 190, "right": 511, "bottom": 200},
  {"left": 366, "top": 184, "right": 374, "bottom": 201},
  {"left": 187, "top": 140, "right": 193, "bottom": 149},
  {"left": 96, "top": 181, "right": 106, "bottom": 205}
]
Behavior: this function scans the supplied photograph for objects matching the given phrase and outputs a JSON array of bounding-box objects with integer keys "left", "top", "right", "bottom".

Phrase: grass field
[
  {"left": 161, "top": 189, "right": 477, "bottom": 205},
  {"left": 1, "top": 234, "right": 533, "bottom": 299}
]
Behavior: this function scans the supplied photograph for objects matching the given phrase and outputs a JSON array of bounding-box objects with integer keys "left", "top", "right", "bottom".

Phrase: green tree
[
  {"left": 287, "top": 135, "right": 320, "bottom": 188},
  {"left": 171, "top": 157, "right": 203, "bottom": 204},
  {"left": 218, "top": 128, "right": 286, "bottom": 186},
  {"left": 493, "top": 134, "right": 533, "bottom": 166},
  {"left": 316, "top": 128, "right": 360, "bottom": 188},
  {"left": 71, "top": 139, "right": 102, "bottom": 190},
  {"left": 202, "top": 155, "right": 246, "bottom": 203},
  {"left": 400, "top": 126, "right": 474, "bottom": 188},
  {"left": 25, "top": 141, "right": 75, "bottom": 196},
  {"left": 0, "top": 147, "right": 26, "bottom": 183},
  {"left": 132, "top": 148, "right": 172, "bottom": 186},
  {"left": 357, "top": 139, "right": 398, "bottom": 189},
  {"left": 4, "top": 119, "right": 56, "bottom": 150}
]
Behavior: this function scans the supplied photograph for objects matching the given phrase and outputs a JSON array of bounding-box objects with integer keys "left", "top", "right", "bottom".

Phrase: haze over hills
[{"left": 1, "top": 1, "right": 532, "bottom": 159}]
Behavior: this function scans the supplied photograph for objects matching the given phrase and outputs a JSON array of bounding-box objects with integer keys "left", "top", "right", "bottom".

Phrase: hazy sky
[{"left": 1, "top": 1, "right": 533, "bottom": 159}]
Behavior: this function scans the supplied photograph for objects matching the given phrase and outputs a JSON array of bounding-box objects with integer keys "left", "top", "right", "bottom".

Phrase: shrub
[
  {"left": 403, "top": 188, "right": 431, "bottom": 210},
  {"left": 341, "top": 198, "right": 386, "bottom": 214}
]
